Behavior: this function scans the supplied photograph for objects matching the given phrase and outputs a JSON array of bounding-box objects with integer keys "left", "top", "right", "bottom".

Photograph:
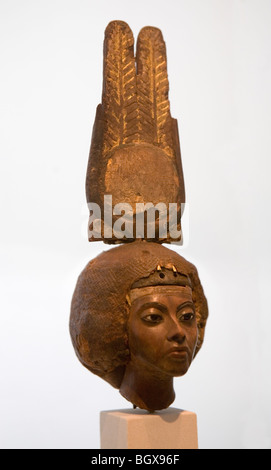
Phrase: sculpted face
[{"left": 128, "top": 286, "right": 198, "bottom": 378}]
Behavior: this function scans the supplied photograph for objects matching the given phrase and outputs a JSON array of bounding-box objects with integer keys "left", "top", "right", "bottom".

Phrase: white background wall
[{"left": 1, "top": 0, "right": 271, "bottom": 449}]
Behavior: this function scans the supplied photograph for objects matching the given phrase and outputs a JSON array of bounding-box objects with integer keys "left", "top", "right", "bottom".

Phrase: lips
[{"left": 167, "top": 347, "right": 190, "bottom": 357}]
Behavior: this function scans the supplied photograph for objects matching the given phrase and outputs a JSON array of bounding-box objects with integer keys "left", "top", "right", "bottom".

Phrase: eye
[
  {"left": 142, "top": 313, "right": 163, "bottom": 324},
  {"left": 178, "top": 312, "right": 195, "bottom": 322}
]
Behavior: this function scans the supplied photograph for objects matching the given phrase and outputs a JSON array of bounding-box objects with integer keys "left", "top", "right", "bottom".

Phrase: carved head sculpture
[
  {"left": 70, "top": 242, "right": 208, "bottom": 411},
  {"left": 70, "top": 21, "right": 208, "bottom": 412}
]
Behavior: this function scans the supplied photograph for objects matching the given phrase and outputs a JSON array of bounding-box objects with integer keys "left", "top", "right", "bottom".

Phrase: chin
[
  {"left": 173, "top": 369, "right": 189, "bottom": 377},
  {"left": 165, "top": 361, "right": 191, "bottom": 377}
]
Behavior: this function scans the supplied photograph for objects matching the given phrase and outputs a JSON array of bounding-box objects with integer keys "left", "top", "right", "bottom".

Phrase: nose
[{"left": 166, "top": 317, "right": 185, "bottom": 344}]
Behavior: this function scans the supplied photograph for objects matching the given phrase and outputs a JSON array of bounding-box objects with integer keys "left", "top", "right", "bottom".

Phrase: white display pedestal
[{"left": 100, "top": 407, "right": 198, "bottom": 449}]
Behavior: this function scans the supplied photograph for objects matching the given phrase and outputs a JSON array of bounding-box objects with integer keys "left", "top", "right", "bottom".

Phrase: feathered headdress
[{"left": 86, "top": 21, "right": 185, "bottom": 244}]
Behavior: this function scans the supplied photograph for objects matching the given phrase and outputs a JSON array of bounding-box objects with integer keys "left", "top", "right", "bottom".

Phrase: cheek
[
  {"left": 128, "top": 321, "right": 163, "bottom": 361},
  {"left": 187, "top": 325, "right": 198, "bottom": 354}
]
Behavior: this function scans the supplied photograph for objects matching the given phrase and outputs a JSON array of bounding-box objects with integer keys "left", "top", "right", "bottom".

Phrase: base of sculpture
[{"left": 100, "top": 407, "right": 198, "bottom": 449}]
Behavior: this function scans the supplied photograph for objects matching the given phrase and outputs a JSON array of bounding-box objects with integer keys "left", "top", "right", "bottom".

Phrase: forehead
[{"left": 130, "top": 286, "right": 193, "bottom": 309}]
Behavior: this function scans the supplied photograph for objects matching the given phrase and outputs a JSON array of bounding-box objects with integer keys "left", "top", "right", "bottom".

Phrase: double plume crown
[{"left": 86, "top": 21, "right": 185, "bottom": 244}]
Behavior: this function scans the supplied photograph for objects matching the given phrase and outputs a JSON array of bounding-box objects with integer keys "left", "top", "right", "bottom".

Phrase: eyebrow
[
  {"left": 176, "top": 301, "right": 195, "bottom": 312},
  {"left": 137, "top": 302, "right": 168, "bottom": 314}
]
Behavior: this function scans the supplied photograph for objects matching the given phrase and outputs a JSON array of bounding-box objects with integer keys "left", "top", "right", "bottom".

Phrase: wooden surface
[
  {"left": 86, "top": 21, "right": 186, "bottom": 244},
  {"left": 100, "top": 407, "right": 198, "bottom": 449}
]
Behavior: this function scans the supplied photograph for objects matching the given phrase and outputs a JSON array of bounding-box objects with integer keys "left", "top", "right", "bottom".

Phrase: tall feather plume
[
  {"left": 136, "top": 27, "right": 174, "bottom": 157},
  {"left": 102, "top": 21, "right": 139, "bottom": 156}
]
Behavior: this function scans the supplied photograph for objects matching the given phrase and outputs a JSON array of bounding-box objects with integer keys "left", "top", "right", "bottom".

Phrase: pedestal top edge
[{"left": 100, "top": 407, "right": 196, "bottom": 417}]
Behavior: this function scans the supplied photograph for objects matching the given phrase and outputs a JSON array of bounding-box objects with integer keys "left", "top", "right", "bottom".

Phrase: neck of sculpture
[{"left": 119, "top": 357, "right": 175, "bottom": 412}]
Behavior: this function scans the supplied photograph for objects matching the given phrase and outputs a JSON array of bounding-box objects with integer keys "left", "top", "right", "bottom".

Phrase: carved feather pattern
[
  {"left": 136, "top": 27, "right": 174, "bottom": 157},
  {"left": 86, "top": 22, "right": 185, "bottom": 243},
  {"left": 102, "top": 21, "right": 139, "bottom": 156}
]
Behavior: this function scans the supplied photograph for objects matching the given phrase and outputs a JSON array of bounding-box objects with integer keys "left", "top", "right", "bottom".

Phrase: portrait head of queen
[{"left": 69, "top": 242, "right": 208, "bottom": 412}]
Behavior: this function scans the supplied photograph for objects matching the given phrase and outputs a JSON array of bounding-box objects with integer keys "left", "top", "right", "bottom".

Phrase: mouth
[{"left": 167, "top": 347, "right": 189, "bottom": 358}]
